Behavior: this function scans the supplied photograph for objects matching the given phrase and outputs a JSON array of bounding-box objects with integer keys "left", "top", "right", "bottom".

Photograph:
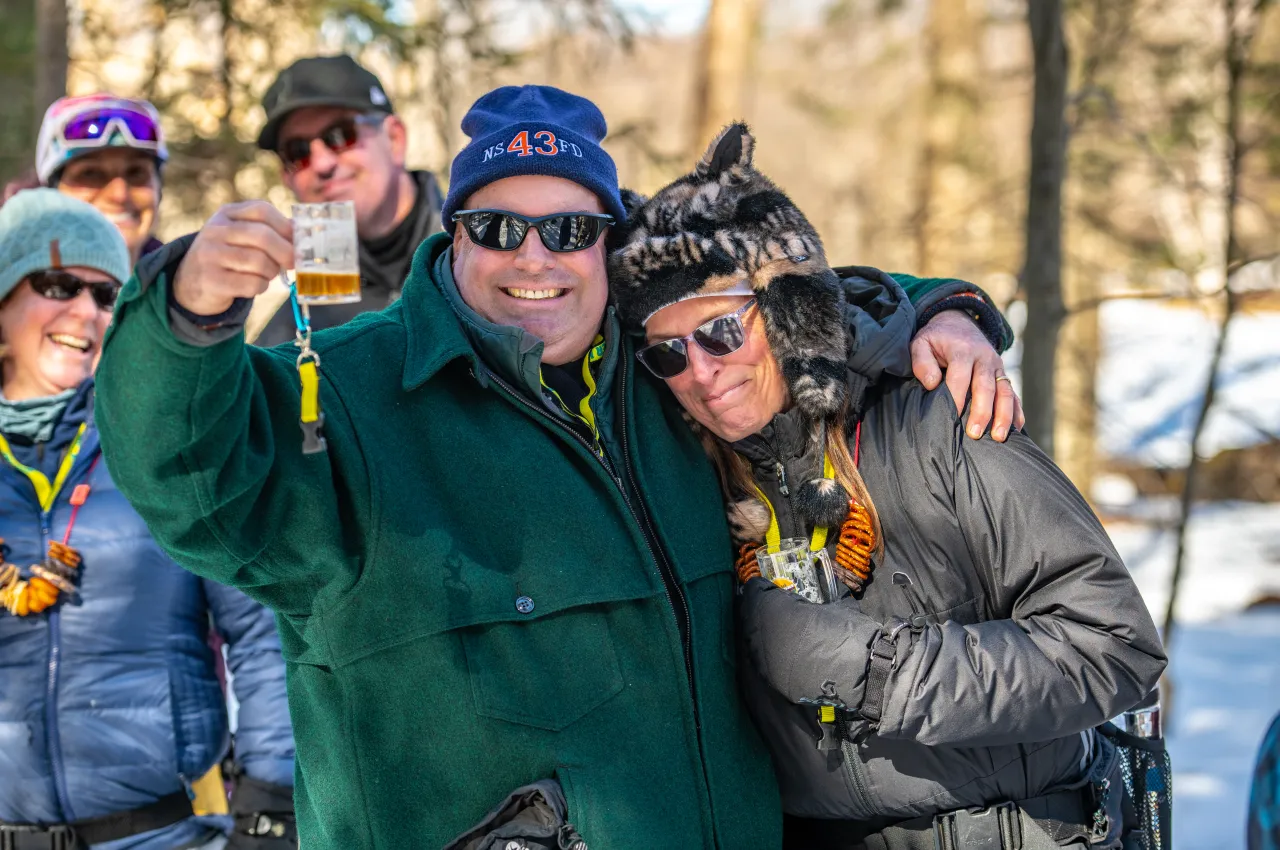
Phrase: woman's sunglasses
[
  {"left": 636, "top": 299, "right": 757, "bottom": 380},
  {"left": 26, "top": 270, "right": 121, "bottom": 311},
  {"left": 452, "top": 209, "right": 614, "bottom": 253},
  {"left": 278, "top": 114, "right": 385, "bottom": 174}
]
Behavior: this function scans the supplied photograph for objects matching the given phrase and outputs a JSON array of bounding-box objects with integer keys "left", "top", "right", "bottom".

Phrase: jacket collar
[
  {"left": 359, "top": 170, "right": 443, "bottom": 294},
  {"left": 402, "top": 232, "right": 623, "bottom": 409},
  {"left": 400, "top": 232, "right": 478, "bottom": 391},
  {"left": 434, "top": 252, "right": 549, "bottom": 398}
]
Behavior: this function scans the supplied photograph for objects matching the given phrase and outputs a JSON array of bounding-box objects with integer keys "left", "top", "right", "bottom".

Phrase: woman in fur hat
[{"left": 608, "top": 125, "right": 1167, "bottom": 849}]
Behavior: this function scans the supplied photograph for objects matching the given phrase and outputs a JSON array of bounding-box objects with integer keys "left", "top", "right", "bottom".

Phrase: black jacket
[
  {"left": 255, "top": 169, "right": 443, "bottom": 347},
  {"left": 734, "top": 268, "right": 1167, "bottom": 825}
]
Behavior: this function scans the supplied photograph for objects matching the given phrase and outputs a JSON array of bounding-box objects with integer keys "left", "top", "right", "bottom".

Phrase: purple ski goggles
[{"left": 60, "top": 107, "right": 162, "bottom": 149}]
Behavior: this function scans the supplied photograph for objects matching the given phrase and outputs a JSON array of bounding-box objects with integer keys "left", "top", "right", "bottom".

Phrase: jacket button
[{"left": 515, "top": 595, "right": 535, "bottom": 614}]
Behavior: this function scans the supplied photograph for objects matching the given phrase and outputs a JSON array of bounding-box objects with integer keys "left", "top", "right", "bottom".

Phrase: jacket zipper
[
  {"left": 480, "top": 364, "right": 714, "bottom": 836},
  {"left": 43, "top": 445, "right": 98, "bottom": 822},
  {"left": 43, "top": 504, "right": 75, "bottom": 821},
  {"left": 479, "top": 367, "right": 698, "bottom": 716},
  {"left": 616, "top": 365, "right": 698, "bottom": 725},
  {"left": 840, "top": 737, "right": 876, "bottom": 818}
]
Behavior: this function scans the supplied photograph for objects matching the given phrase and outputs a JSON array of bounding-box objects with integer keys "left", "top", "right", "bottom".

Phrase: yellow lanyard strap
[
  {"left": 755, "top": 452, "right": 835, "bottom": 553},
  {"left": 0, "top": 423, "right": 89, "bottom": 512},
  {"left": 299, "top": 360, "right": 321, "bottom": 423},
  {"left": 297, "top": 356, "right": 327, "bottom": 455}
]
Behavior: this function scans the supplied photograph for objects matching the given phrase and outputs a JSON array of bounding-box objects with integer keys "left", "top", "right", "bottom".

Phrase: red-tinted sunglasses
[{"left": 277, "top": 114, "right": 385, "bottom": 174}]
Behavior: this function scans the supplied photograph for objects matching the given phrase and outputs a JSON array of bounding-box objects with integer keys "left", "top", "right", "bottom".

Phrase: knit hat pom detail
[{"left": 794, "top": 477, "right": 850, "bottom": 528}]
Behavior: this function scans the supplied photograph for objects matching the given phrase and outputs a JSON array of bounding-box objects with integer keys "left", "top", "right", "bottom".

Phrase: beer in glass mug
[{"left": 293, "top": 201, "right": 361, "bottom": 304}]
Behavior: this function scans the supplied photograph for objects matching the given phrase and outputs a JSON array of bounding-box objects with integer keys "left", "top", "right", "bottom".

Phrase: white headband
[{"left": 641, "top": 281, "right": 755, "bottom": 325}]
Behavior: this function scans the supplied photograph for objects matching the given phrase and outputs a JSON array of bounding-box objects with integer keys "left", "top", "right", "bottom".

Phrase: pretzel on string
[
  {"left": 833, "top": 500, "right": 876, "bottom": 593},
  {"left": 735, "top": 542, "right": 763, "bottom": 584},
  {"left": 0, "top": 541, "right": 85, "bottom": 617}
]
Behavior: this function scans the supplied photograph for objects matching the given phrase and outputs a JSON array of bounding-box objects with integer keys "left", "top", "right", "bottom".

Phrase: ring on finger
[{"left": 995, "top": 374, "right": 1012, "bottom": 384}]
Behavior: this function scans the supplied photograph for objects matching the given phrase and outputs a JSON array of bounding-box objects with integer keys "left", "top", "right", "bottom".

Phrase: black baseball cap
[{"left": 257, "top": 55, "right": 395, "bottom": 151}]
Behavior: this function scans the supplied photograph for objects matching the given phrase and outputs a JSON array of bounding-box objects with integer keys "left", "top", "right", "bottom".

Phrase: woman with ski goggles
[{"left": 35, "top": 94, "right": 169, "bottom": 266}]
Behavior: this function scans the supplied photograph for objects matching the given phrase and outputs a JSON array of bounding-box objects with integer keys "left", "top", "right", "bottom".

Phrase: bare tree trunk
[
  {"left": 911, "top": 0, "right": 984, "bottom": 276},
  {"left": 0, "top": 0, "right": 38, "bottom": 184},
  {"left": 217, "top": 0, "right": 243, "bottom": 201},
  {"left": 34, "top": 0, "right": 67, "bottom": 118},
  {"left": 1162, "top": 0, "right": 1261, "bottom": 677},
  {"left": 1054, "top": 296, "right": 1100, "bottom": 492},
  {"left": 1021, "top": 0, "right": 1069, "bottom": 456},
  {"left": 691, "top": 0, "right": 763, "bottom": 154}
]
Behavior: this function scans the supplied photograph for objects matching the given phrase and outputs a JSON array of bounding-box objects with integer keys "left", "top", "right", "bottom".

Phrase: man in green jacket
[{"left": 95, "top": 86, "right": 1018, "bottom": 848}]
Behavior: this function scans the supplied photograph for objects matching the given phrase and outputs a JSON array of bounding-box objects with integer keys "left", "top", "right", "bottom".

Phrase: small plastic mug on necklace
[{"left": 755, "top": 539, "right": 839, "bottom": 604}]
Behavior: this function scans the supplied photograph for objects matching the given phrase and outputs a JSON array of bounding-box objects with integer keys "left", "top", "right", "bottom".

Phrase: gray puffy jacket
[{"left": 733, "top": 267, "right": 1167, "bottom": 825}]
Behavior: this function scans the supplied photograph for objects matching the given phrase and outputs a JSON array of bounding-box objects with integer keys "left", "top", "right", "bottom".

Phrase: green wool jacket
[{"left": 94, "top": 232, "right": 985, "bottom": 849}]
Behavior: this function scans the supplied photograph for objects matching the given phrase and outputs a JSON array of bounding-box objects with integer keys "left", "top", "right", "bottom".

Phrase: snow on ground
[
  {"left": 1107, "top": 501, "right": 1280, "bottom": 849},
  {"left": 1097, "top": 301, "right": 1280, "bottom": 467},
  {"left": 1158, "top": 610, "right": 1280, "bottom": 850},
  {"left": 1109, "top": 500, "right": 1280, "bottom": 624},
  {"left": 1003, "top": 299, "right": 1280, "bottom": 466}
]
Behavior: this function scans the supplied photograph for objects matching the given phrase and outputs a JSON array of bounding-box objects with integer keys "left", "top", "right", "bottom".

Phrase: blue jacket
[
  {"left": 1252, "top": 711, "right": 1280, "bottom": 850},
  {"left": 0, "top": 381, "right": 294, "bottom": 849}
]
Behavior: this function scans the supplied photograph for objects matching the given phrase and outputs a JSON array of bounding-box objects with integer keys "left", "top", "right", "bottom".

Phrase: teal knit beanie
[{"left": 0, "top": 189, "right": 131, "bottom": 302}]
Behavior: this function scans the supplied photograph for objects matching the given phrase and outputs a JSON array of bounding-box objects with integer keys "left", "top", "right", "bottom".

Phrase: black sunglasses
[
  {"left": 278, "top": 114, "right": 385, "bottom": 174},
  {"left": 26, "top": 270, "right": 121, "bottom": 311},
  {"left": 452, "top": 209, "right": 614, "bottom": 253},
  {"left": 636, "top": 299, "right": 756, "bottom": 380}
]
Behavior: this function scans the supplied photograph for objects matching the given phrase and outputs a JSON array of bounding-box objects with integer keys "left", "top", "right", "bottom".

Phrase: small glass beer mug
[
  {"left": 756, "top": 538, "right": 838, "bottom": 604},
  {"left": 292, "top": 201, "right": 361, "bottom": 305}
]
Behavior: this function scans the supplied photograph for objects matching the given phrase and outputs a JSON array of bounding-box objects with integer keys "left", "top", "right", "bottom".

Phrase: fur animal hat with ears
[
  {"left": 609, "top": 123, "right": 855, "bottom": 530},
  {"left": 608, "top": 122, "right": 849, "bottom": 423}
]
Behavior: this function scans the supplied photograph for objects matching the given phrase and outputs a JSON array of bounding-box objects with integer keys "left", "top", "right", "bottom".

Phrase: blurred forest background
[
  {"left": 1, "top": 0, "right": 1278, "bottom": 843},
  {"left": 0, "top": 0, "right": 1276, "bottom": 498}
]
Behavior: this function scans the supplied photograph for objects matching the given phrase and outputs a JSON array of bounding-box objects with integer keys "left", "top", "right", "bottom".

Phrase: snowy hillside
[
  {"left": 1097, "top": 302, "right": 1280, "bottom": 466},
  {"left": 1003, "top": 299, "right": 1280, "bottom": 466}
]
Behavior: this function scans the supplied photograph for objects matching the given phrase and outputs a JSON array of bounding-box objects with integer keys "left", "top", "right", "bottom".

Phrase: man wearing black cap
[{"left": 251, "top": 54, "right": 443, "bottom": 346}]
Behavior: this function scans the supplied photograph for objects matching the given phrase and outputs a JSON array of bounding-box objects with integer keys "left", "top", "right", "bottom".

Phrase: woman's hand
[{"left": 910, "top": 310, "right": 1024, "bottom": 442}]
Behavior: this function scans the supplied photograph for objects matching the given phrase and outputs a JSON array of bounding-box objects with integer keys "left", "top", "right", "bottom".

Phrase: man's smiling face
[{"left": 451, "top": 175, "right": 609, "bottom": 366}]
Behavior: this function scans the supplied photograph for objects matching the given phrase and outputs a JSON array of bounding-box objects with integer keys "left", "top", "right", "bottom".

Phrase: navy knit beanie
[{"left": 442, "top": 86, "right": 626, "bottom": 231}]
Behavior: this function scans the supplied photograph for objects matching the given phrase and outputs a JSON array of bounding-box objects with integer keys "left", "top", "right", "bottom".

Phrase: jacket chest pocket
[{"left": 459, "top": 607, "right": 626, "bottom": 732}]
